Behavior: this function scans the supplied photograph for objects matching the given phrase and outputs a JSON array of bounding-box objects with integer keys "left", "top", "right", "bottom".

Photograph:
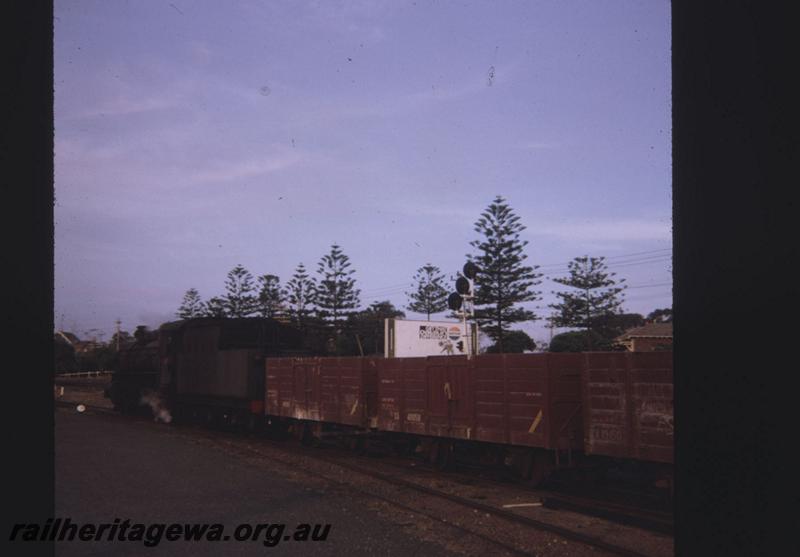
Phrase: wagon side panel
[
  {"left": 629, "top": 351, "right": 674, "bottom": 463},
  {"left": 582, "top": 352, "right": 633, "bottom": 458},
  {"left": 546, "top": 353, "right": 584, "bottom": 450},
  {"left": 265, "top": 357, "right": 295, "bottom": 418},
  {"left": 472, "top": 354, "right": 509, "bottom": 444},
  {"left": 502, "top": 353, "right": 551, "bottom": 448}
]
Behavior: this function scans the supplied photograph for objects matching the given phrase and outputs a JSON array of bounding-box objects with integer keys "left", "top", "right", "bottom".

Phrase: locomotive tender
[{"left": 108, "top": 317, "right": 305, "bottom": 422}]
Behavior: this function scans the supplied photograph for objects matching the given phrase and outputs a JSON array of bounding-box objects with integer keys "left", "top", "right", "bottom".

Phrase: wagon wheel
[
  {"left": 668, "top": 476, "right": 674, "bottom": 506},
  {"left": 301, "top": 426, "right": 314, "bottom": 446},
  {"left": 484, "top": 446, "right": 506, "bottom": 468},
  {"left": 347, "top": 436, "right": 366, "bottom": 454},
  {"left": 430, "top": 440, "right": 454, "bottom": 471},
  {"left": 171, "top": 405, "right": 182, "bottom": 425},
  {"left": 289, "top": 422, "right": 305, "bottom": 443},
  {"left": 427, "top": 440, "right": 440, "bottom": 466},
  {"left": 391, "top": 438, "right": 411, "bottom": 457},
  {"left": 270, "top": 420, "right": 288, "bottom": 440},
  {"left": 516, "top": 449, "right": 535, "bottom": 480},
  {"left": 528, "top": 450, "right": 555, "bottom": 487}
]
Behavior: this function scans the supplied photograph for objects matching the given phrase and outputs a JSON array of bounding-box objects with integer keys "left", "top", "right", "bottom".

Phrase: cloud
[
  {"left": 301, "top": 0, "right": 392, "bottom": 39},
  {"left": 187, "top": 40, "right": 214, "bottom": 64},
  {"left": 63, "top": 95, "right": 176, "bottom": 120},
  {"left": 239, "top": 0, "right": 392, "bottom": 43},
  {"left": 403, "top": 80, "right": 484, "bottom": 105},
  {"left": 55, "top": 136, "right": 128, "bottom": 162},
  {"left": 293, "top": 67, "right": 506, "bottom": 129},
  {"left": 389, "top": 203, "right": 477, "bottom": 221},
  {"left": 529, "top": 218, "right": 671, "bottom": 242},
  {"left": 287, "top": 56, "right": 523, "bottom": 131},
  {"left": 189, "top": 152, "right": 303, "bottom": 184},
  {"left": 399, "top": 59, "right": 519, "bottom": 109},
  {"left": 517, "top": 141, "right": 560, "bottom": 150}
]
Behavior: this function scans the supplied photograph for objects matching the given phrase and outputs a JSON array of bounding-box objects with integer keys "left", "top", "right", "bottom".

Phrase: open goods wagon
[
  {"left": 264, "top": 352, "right": 586, "bottom": 479},
  {"left": 581, "top": 351, "right": 674, "bottom": 464},
  {"left": 265, "top": 356, "right": 379, "bottom": 433},
  {"left": 261, "top": 351, "right": 673, "bottom": 483},
  {"left": 375, "top": 353, "right": 583, "bottom": 448}
]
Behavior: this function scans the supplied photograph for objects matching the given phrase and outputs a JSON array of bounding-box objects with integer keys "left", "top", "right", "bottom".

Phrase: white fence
[{"left": 55, "top": 371, "right": 113, "bottom": 378}]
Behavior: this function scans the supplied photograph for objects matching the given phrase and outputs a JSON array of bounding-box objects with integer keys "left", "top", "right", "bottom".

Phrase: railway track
[
  {"left": 58, "top": 403, "right": 669, "bottom": 556},
  {"left": 240, "top": 427, "right": 673, "bottom": 538},
  {"left": 238, "top": 445, "right": 541, "bottom": 557},
  {"left": 170, "top": 426, "right": 668, "bottom": 557},
  {"left": 296, "top": 449, "right": 656, "bottom": 557},
  {"left": 364, "top": 454, "right": 672, "bottom": 536},
  {"left": 345, "top": 451, "right": 674, "bottom": 535},
  {"left": 540, "top": 493, "right": 672, "bottom": 535}
]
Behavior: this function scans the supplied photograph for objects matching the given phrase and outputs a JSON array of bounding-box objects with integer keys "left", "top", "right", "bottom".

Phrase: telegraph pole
[{"left": 115, "top": 319, "right": 121, "bottom": 351}]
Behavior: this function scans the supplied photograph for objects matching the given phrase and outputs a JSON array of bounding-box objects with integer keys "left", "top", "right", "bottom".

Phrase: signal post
[{"left": 448, "top": 262, "right": 479, "bottom": 359}]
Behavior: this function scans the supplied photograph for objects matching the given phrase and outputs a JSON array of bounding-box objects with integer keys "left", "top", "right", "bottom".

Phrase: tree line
[
  {"left": 54, "top": 326, "right": 160, "bottom": 372},
  {"left": 174, "top": 196, "right": 672, "bottom": 354}
]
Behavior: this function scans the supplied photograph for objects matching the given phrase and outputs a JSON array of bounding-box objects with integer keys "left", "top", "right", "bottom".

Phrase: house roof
[
  {"left": 55, "top": 331, "right": 80, "bottom": 345},
  {"left": 616, "top": 322, "right": 673, "bottom": 340}
]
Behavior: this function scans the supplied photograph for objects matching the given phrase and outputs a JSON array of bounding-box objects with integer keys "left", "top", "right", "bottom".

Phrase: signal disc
[
  {"left": 447, "top": 292, "right": 462, "bottom": 311},
  {"left": 455, "top": 276, "right": 470, "bottom": 295},
  {"left": 463, "top": 261, "right": 479, "bottom": 279}
]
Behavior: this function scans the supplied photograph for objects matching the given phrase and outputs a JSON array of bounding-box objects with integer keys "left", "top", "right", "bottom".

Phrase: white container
[{"left": 384, "top": 318, "right": 478, "bottom": 358}]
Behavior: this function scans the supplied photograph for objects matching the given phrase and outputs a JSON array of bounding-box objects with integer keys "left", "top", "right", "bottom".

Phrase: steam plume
[{"left": 140, "top": 391, "right": 172, "bottom": 424}]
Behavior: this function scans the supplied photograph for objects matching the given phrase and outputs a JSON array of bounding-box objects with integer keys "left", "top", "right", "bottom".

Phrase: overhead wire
[
  {"left": 535, "top": 248, "right": 671, "bottom": 269},
  {"left": 355, "top": 248, "right": 672, "bottom": 304}
]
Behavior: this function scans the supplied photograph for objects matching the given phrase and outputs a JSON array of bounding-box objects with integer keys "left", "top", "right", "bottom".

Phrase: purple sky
[{"left": 55, "top": 0, "right": 671, "bottom": 345}]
